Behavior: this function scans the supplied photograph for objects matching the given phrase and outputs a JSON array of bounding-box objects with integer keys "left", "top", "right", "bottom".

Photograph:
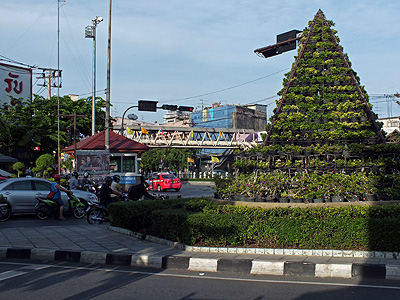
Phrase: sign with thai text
[{"left": 0, "top": 63, "right": 32, "bottom": 105}]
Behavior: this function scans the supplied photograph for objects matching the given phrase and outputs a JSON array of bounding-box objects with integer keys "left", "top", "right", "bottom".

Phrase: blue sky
[{"left": 1, "top": 0, "right": 399, "bottom": 123}]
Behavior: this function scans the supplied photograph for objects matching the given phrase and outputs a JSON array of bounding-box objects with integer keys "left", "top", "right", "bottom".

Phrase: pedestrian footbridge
[{"left": 116, "top": 125, "right": 259, "bottom": 149}]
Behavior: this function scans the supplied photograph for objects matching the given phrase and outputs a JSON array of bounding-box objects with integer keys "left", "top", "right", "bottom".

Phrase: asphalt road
[
  {"left": 153, "top": 181, "right": 215, "bottom": 199},
  {"left": 1, "top": 261, "right": 399, "bottom": 300},
  {"left": 1, "top": 181, "right": 215, "bottom": 227}
]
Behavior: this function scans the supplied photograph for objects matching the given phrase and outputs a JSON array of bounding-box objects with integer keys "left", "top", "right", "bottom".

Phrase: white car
[
  {"left": 0, "top": 177, "right": 98, "bottom": 216},
  {"left": 212, "top": 169, "right": 227, "bottom": 177}
]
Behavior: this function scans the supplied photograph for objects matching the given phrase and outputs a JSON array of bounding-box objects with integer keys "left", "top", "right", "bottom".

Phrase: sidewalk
[{"left": 1, "top": 224, "right": 399, "bottom": 280}]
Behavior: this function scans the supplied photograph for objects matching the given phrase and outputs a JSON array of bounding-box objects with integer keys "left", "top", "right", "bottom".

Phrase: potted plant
[{"left": 278, "top": 191, "right": 290, "bottom": 203}]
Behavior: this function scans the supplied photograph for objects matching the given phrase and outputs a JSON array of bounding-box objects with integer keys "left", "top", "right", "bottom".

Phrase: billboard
[
  {"left": 0, "top": 63, "right": 32, "bottom": 105},
  {"left": 76, "top": 150, "right": 110, "bottom": 176}
]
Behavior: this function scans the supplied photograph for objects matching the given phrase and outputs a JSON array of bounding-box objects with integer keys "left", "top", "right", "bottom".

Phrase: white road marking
[
  {"left": 0, "top": 270, "right": 27, "bottom": 282},
  {"left": 1, "top": 261, "right": 400, "bottom": 291}
]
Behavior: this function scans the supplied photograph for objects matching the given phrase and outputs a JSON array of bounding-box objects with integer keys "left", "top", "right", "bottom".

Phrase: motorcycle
[
  {"left": 86, "top": 193, "right": 166, "bottom": 225},
  {"left": 82, "top": 182, "right": 101, "bottom": 196},
  {"left": 35, "top": 193, "right": 86, "bottom": 220},
  {"left": 0, "top": 194, "right": 11, "bottom": 222},
  {"left": 86, "top": 199, "right": 110, "bottom": 224}
]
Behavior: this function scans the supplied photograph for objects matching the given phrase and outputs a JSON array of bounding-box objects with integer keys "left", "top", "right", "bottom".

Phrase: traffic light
[
  {"left": 178, "top": 106, "right": 194, "bottom": 112},
  {"left": 161, "top": 104, "right": 178, "bottom": 111},
  {"left": 74, "top": 129, "right": 80, "bottom": 141},
  {"left": 138, "top": 100, "right": 158, "bottom": 112}
]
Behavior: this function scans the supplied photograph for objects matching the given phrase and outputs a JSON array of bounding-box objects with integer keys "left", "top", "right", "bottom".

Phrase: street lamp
[
  {"left": 85, "top": 16, "right": 103, "bottom": 136},
  {"left": 120, "top": 105, "right": 138, "bottom": 134},
  {"left": 120, "top": 100, "right": 159, "bottom": 134}
]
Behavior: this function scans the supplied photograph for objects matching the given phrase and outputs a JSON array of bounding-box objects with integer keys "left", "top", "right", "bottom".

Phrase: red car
[{"left": 148, "top": 173, "right": 182, "bottom": 192}]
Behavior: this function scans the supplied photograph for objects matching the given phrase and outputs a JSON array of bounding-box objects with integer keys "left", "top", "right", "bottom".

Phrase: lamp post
[
  {"left": 120, "top": 100, "right": 158, "bottom": 134},
  {"left": 85, "top": 16, "right": 103, "bottom": 136},
  {"left": 120, "top": 105, "right": 138, "bottom": 134}
]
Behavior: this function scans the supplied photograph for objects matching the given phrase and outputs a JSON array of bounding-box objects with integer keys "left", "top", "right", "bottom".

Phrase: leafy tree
[
  {"left": 12, "top": 162, "right": 25, "bottom": 177},
  {"left": 33, "top": 154, "right": 56, "bottom": 178},
  {"left": 62, "top": 155, "right": 74, "bottom": 173},
  {"left": 0, "top": 118, "right": 11, "bottom": 149},
  {"left": 140, "top": 148, "right": 195, "bottom": 173},
  {"left": 0, "top": 94, "right": 106, "bottom": 156}
]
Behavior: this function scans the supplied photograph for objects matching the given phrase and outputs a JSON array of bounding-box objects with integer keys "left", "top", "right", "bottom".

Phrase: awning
[
  {"left": 0, "top": 154, "right": 18, "bottom": 163},
  {"left": 0, "top": 169, "right": 11, "bottom": 177}
]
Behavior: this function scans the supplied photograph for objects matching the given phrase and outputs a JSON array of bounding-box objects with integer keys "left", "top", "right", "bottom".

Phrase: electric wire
[
  {"left": 3, "top": 2, "right": 55, "bottom": 55},
  {"left": 60, "top": 9, "right": 92, "bottom": 91},
  {"left": 167, "top": 68, "right": 290, "bottom": 102},
  {"left": 0, "top": 56, "right": 36, "bottom": 70}
]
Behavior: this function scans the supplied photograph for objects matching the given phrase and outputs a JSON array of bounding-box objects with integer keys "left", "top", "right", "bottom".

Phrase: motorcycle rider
[
  {"left": 111, "top": 175, "right": 127, "bottom": 201},
  {"left": 69, "top": 171, "right": 80, "bottom": 190},
  {"left": 99, "top": 176, "right": 124, "bottom": 207},
  {"left": 128, "top": 175, "right": 157, "bottom": 201},
  {"left": 25, "top": 169, "right": 34, "bottom": 177},
  {"left": 52, "top": 174, "right": 73, "bottom": 221},
  {"left": 81, "top": 172, "right": 97, "bottom": 193}
]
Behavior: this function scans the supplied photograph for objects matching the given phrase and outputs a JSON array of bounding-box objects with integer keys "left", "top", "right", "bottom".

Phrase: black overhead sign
[{"left": 254, "top": 29, "right": 302, "bottom": 58}]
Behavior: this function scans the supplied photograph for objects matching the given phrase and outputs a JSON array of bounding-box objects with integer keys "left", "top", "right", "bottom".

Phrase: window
[
  {"left": 110, "top": 155, "right": 136, "bottom": 173},
  {"left": 123, "top": 156, "right": 136, "bottom": 173},
  {"left": 34, "top": 180, "right": 51, "bottom": 191},
  {"left": 110, "top": 157, "right": 121, "bottom": 173},
  {"left": 162, "top": 174, "right": 176, "bottom": 179},
  {"left": 4, "top": 180, "right": 33, "bottom": 191}
]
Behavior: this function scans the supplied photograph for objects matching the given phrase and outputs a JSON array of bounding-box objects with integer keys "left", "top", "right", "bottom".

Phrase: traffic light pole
[
  {"left": 119, "top": 100, "right": 194, "bottom": 135},
  {"left": 59, "top": 112, "right": 87, "bottom": 171}
]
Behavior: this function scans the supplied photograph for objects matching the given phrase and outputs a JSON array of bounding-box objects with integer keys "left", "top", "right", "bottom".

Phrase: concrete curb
[
  {"left": 109, "top": 226, "right": 400, "bottom": 260},
  {"left": 1, "top": 246, "right": 399, "bottom": 280},
  {"left": 1, "top": 224, "right": 399, "bottom": 280},
  {"left": 108, "top": 226, "right": 400, "bottom": 280}
]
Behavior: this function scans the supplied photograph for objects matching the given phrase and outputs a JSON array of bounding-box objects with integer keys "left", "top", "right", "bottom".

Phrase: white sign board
[{"left": 0, "top": 63, "right": 32, "bottom": 105}]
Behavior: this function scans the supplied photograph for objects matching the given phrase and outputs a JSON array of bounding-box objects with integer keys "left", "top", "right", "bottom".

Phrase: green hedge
[
  {"left": 109, "top": 198, "right": 191, "bottom": 231},
  {"left": 108, "top": 199, "right": 400, "bottom": 252}
]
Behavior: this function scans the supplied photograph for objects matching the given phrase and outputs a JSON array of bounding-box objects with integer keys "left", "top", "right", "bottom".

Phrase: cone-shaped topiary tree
[
  {"left": 265, "top": 9, "right": 384, "bottom": 146},
  {"left": 224, "top": 10, "right": 400, "bottom": 202}
]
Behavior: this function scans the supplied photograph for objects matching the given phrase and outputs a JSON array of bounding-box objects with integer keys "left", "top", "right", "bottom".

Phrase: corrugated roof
[
  {"left": 0, "top": 154, "right": 18, "bottom": 163},
  {"left": 63, "top": 130, "right": 149, "bottom": 153}
]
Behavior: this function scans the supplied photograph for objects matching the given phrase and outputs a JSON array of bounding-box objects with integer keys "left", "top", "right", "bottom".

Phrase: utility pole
[
  {"left": 105, "top": 0, "right": 112, "bottom": 150},
  {"left": 59, "top": 112, "right": 87, "bottom": 170},
  {"left": 57, "top": 0, "right": 66, "bottom": 173},
  {"left": 85, "top": 16, "right": 103, "bottom": 136},
  {"left": 36, "top": 68, "right": 62, "bottom": 99}
]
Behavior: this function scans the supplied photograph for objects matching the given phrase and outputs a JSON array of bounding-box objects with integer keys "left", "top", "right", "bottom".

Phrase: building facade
[{"left": 190, "top": 103, "right": 267, "bottom": 130}]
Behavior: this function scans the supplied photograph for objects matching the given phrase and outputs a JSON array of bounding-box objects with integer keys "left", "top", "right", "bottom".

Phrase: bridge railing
[{"left": 115, "top": 125, "right": 259, "bottom": 149}]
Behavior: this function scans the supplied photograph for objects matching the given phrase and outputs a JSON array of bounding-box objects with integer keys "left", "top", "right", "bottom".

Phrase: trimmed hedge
[{"left": 108, "top": 198, "right": 400, "bottom": 252}]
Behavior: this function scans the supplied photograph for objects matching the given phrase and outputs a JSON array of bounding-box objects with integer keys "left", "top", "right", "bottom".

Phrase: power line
[
  {"left": 168, "top": 68, "right": 290, "bottom": 102},
  {"left": 77, "top": 89, "right": 106, "bottom": 97},
  {"left": 0, "top": 55, "right": 37, "bottom": 69}
]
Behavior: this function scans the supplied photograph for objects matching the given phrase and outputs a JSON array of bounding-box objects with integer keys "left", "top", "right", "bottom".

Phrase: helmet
[
  {"left": 105, "top": 176, "right": 113, "bottom": 183},
  {"left": 54, "top": 174, "right": 61, "bottom": 181},
  {"left": 25, "top": 169, "right": 33, "bottom": 177},
  {"left": 113, "top": 175, "right": 120, "bottom": 181},
  {"left": 84, "top": 172, "right": 89, "bottom": 178},
  {"left": 72, "top": 171, "right": 78, "bottom": 178}
]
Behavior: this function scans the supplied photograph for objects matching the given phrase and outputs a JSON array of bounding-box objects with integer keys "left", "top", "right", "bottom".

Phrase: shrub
[{"left": 110, "top": 198, "right": 400, "bottom": 252}]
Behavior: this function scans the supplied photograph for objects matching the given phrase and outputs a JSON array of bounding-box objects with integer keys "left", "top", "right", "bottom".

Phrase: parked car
[
  {"left": 0, "top": 177, "right": 98, "bottom": 216},
  {"left": 148, "top": 172, "right": 182, "bottom": 192},
  {"left": 212, "top": 169, "right": 227, "bottom": 176}
]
